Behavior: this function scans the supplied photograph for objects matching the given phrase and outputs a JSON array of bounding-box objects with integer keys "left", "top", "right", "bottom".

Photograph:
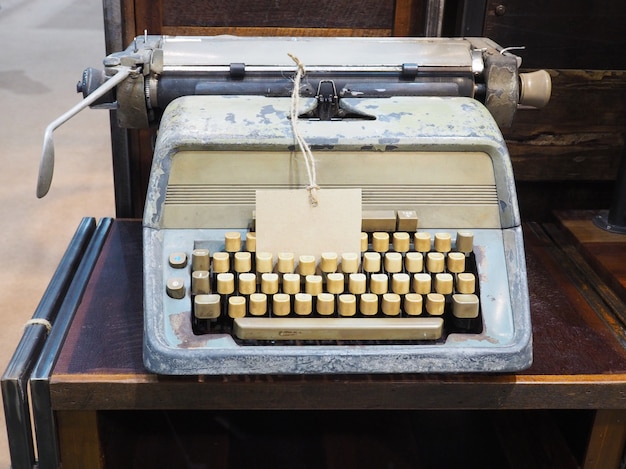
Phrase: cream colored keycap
[
  {"left": 212, "top": 252, "right": 230, "bottom": 273},
  {"left": 234, "top": 251, "right": 252, "bottom": 273},
  {"left": 434, "top": 232, "right": 452, "bottom": 253},
  {"left": 405, "top": 252, "right": 423, "bottom": 273},
  {"left": 452, "top": 294, "right": 480, "bottom": 318},
  {"left": 360, "top": 293, "right": 378, "bottom": 316},
  {"left": 457, "top": 273, "right": 476, "bottom": 294},
  {"left": 426, "top": 252, "right": 445, "bottom": 273},
  {"left": 261, "top": 273, "right": 279, "bottom": 295},
  {"left": 414, "top": 232, "right": 431, "bottom": 252},
  {"left": 169, "top": 252, "right": 187, "bottom": 269},
  {"left": 404, "top": 293, "right": 423, "bottom": 316},
  {"left": 455, "top": 231, "right": 474, "bottom": 254},
  {"left": 217, "top": 273, "right": 235, "bottom": 295},
  {"left": 192, "top": 249, "right": 210, "bottom": 271},
  {"left": 370, "top": 273, "right": 388, "bottom": 295},
  {"left": 255, "top": 252, "right": 274, "bottom": 273},
  {"left": 447, "top": 252, "right": 465, "bottom": 273},
  {"left": 245, "top": 232, "right": 256, "bottom": 252},
  {"left": 298, "top": 255, "right": 316, "bottom": 276},
  {"left": 320, "top": 252, "right": 338, "bottom": 273},
  {"left": 294, "top": 293, "right": 312, "bottom": 316},
  {"left": 272, "top": 293, "right": 291, "bottom": 317},
  {"left": 194, "top": 294, "right": 221, "bottom": 319},
  {"left": 317, "top": 293, "right": 335, "bottom": 316},
  {"left": 305, "top": 275, "right": 323, "bottom": 296},
  {"left": 224, "top": 231, "right": 242, "bottom": 252},
  {"left": 384, "top": 252, "right": 403, "bottom": 273},
  {"left": 340, "top": 252, "right": 359, "bottom": 274},
  {"left": 166, "top": 277, "right": 186, "bottom": 299},
  {"left": 372, "top": 232, "right": 390, "bottom": 253},
  {"left": 282, "top": 273, "right": 301, "bottom": 294},
  {"left": 338, "top": 294, "right": 357, "bottom": 317},
  {"left": 382, "top": 293, "right": 401, "bottom": 316},
  {"left": 238, "top": 273, "right": 257, "bottom": 295},
  {"left": 228, "top": 296, "right": 246, "bottom": 318},
  {"left": 396, "top": 210, "right": 419, "bottom": 232},
  {"left": 412, "top": 273, "right": 432, "bottom": 294},
  {"left": 348, "top": 273, "right": 367, "bottom": 295},
  {"left": 363, "top": 252, "right": 381, "bottom": 273},
  {"left": 192, "top": 270, "right": 210, "bottom": 295},
  {"left": 426, "top": 293, "right": 445, "bottom": 316},
  {"left": 435, "top": 273, "right": 454, "bottom": 295},
  {"left": 392, "top": 232, "right": 411, "bottom": 253},
  {"left": 277, "top": 252, "right": 295, "bottom": 274},
  {"left": 392, "top": 273, "right": 410, "bottom": 295},
  {"left": 360, "top": 232, "right": 369, "bottom": 252},
  {"left": 249, "top": 293, "right": 267, "bottom": 316},
  {"left": 326, "top": 273, "right": 345, "bottom": 294}
]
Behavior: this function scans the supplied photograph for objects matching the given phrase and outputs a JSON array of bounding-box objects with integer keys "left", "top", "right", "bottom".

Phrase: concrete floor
[{"left": 0, "top": 0, "right": 114, "bottom": 466}]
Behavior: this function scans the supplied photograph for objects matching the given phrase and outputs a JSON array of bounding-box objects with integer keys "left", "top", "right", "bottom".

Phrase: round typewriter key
[
  {"left": 391, "top": 273, "right": 410, "bottom": 295},
  {"left": 217, "top": 273, "right": 235, "bottom": 295},
  {"left": 404, "top": 293, "right": 423, "bottom": 316},
  {"left": 360, "top": 293, "right": 378, "bottom": 316},
  {"left": 382, "top": 293, "right": 401, "bottom": 316},
  {"left": 338, "top": 294, "right": 356, "bottom": 317},
  {"left": 392, "top": 232, "right": 411, "bottom": 253},
  {"left": 320, "top": 252, "right": 338, "bottom": 273},
  {"left": 255, "top": 252, "right": 274, "bottom": 273},
  {"left": 238, "top": 273, "right": 257, "bottom": 295},
  {"left": 316, "top": 293, "right": 335, "bottom": 316},
  {"left": 372, "top": 232, "right": 390, "bottom": 253},
  {"left": 245, "top": 232, "right": 256, "bottom": 252},
  {"left": 191, "top": 270, "right": 210, "bottom": 295},
  {"left": 191, "top": 249, "right": 210, "bottom": 271},
  {"left": 272, "top": 293, "right": 290, "bottom": 316},
  {"left": 360, "top": 232, "right": 369, "bottom": 252},
  {"left": 294, "top": 293, "right": 313, "bottom": 316},
  {"left": 434, "top": 232, "right": 452, "bottom": 253},
  {"left": 212, "top": 252, "right": 230, "bottom": 273},
  {"left": 277, "top": 252, "right": 295, "bottom": 273},
  {"left": 340, "top": 252, "right": 359, "bottom": 273},
  {"left": 452, "top": 294, "right": 480, "bottom": 319},
  {"left": 282, "top": 273, "right": 301, "bottom": 294},
  {"left": 348, "top": 273, "right": 367, "bottom": 295},
  {"left": 169, "top": 252, "right": 187, "bottom": 269},
  {"left": 326, "top": 273, "right": 345, "bottom": 294},
  {"left": 456, "top": 273, "right": 476, "bottom": 294},
  {"left": 384, "top": 252, "right": 403, "bottom": 273},
  {"left": 234, "top": 251, "right": 252, "bottom": 273},
  {"left": 305, "top": 275, "right": 323, "bottom": 296},
  {"left": 261, "top": 273, "right": 279, "bottom": 295},
  {"left": 370, "top": 273, "right": 388, "bottom": 295},
  {"left": 426, "top": 293, "right": 445, "bottom": 316},
  {"left": 426, "top": 252, "right": 445, "bottom": 273},
  {"left": 166, "top": 277, "right": 186, "bottom": 299},
  {"left": 455, "top": 231, "right": 474, "bottom": 254},
  {"left": 412, "top": 273, "right": 431, "bottom": 294},
  {"left": 298, "top": 255, "right": 316, "bottom": 276},
  {"left": 194, "top": 294, "right": 221, "bottom": 319},
  {"left": 414, "top": 232, "right": 431, "bottom": 252},
  {"left": 447, "top": 252, "right": 465, "bottom": 273},
  {"left": 362, "top": 252, "right": 381, "bottom": 273},
  {"left": 404, "top": 252, "right": 423, "bottom": 273},
  {"left": 224, "top": 231, "right": 242, "bottom": 252},
  {"left": 228, "top": 296, "right": 247, "bottom": 318},
  {"left": 249, "top": 293, "right": 267, "bottom": 316},
  {"left": 435, "top": 273, "right": 454, "bottom": 295}
]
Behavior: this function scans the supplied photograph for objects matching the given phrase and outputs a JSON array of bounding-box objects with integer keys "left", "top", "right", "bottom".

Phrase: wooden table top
[{"left": 50, "top": 215, "right": 626, "bottom": 411}]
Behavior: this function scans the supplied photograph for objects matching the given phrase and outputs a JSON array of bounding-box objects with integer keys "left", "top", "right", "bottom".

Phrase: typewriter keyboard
[{"left": 165, "top": 230, "right": 483, "bottom": 343}]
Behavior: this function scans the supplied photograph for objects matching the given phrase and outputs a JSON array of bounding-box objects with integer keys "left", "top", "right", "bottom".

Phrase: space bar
[{"left": 233, "top": 317, "right": 444, "bottom": 341}]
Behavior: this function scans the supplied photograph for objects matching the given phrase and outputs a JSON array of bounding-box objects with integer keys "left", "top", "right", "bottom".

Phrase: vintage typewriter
[{"left": 37, "top": 35, "right": 551, "bottom": 374}]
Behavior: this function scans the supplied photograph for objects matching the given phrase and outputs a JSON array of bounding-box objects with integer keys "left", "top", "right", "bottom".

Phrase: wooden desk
[{"left": 47, "top": 216, "right": 626, "bottom": 468}]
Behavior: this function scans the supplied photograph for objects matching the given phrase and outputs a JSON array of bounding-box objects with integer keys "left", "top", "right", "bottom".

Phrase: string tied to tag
[{"left": 288, "top": 53, "right": 319, "bottom": 207}]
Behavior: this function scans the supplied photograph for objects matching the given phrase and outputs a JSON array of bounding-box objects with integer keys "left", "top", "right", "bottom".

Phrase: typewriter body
[{"left": 39, "top": 35, "right": 552, "bottom": 374}]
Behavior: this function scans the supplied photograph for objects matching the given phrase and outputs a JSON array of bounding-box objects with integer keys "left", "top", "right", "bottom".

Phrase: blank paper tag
[{"left": 256, "top": 189, "right": 361, "bottom": 261}]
